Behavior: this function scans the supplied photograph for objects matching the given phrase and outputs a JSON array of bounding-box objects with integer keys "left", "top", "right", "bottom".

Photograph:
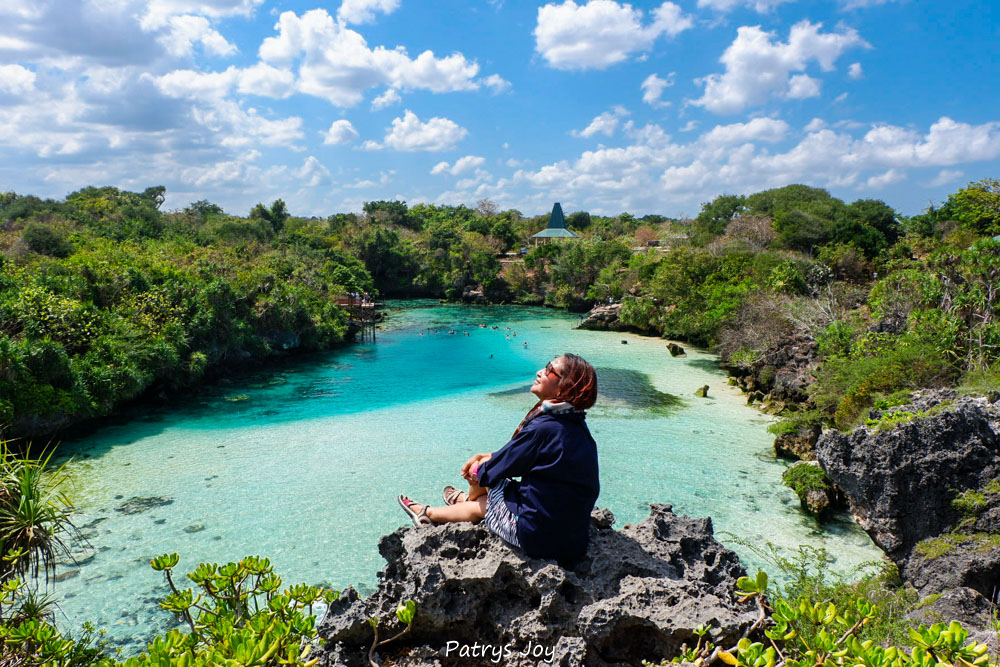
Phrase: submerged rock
[
  {"left": 316, "top": 504, "right": 756, "bottom": 667},
  {"left": 114, "top": 496, "right": 174, "bottom": 515}
]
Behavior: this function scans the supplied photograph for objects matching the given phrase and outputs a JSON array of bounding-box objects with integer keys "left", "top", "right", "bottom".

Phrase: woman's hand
[{"left": 461, "top": 453, "right": 492, "bottom": 480}]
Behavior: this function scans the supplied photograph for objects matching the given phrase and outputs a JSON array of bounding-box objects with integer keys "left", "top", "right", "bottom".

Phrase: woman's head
[{"left": 530, "top": 353, "right": 598, "bottom": 410}]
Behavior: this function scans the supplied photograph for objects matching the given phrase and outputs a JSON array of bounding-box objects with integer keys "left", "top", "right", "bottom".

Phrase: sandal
[
  {"left": 442, "top": 485, "right": 468, "bottom": 505},
  {"left": 398, "top": 495, "right": 433, "bottom": 527}
]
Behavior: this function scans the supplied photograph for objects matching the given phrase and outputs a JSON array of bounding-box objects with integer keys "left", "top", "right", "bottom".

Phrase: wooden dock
[{"left": 337, "top": 295, "right": 380, "bottom": 341}]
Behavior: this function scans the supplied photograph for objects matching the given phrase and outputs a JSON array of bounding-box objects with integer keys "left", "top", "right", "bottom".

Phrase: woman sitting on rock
[{"left": 399, "top": 353, "right": 600, "bottom": 564}]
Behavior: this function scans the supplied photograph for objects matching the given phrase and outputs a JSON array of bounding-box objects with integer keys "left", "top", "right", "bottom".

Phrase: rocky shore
[
  {"left": 315, "top": 504, "right": 757, "bottom": 667},
  {"left": 816, "top": 391, "right": 1000, "bottom": 628}
]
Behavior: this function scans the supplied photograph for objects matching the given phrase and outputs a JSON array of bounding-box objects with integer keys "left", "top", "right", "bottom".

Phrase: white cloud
[
  {"left": 180, "top": 149, "right": 262, "bottom": 187},
  {"left": 337, "top": 0, "right": 400, "bottom": 25},
  {"left": 804, "top": 117, "right": 826, "bottom": 132},
  {"left": 693, "top": 21, "right": 867, "bottom": 114},
  {"left": 371, "top": 110, "right": 467, "bottom": 151},
  {"left": 237, "top": 63, "right": 295, "bottom": 97},
  {"left": 152, "top": 67, "right": 239, "bottom": 99},
  {"left": 142, "top": 0, "right": 265, "bottom": 29},
  {"left": 641, "top": 72, "right": 674, "bottom": 108},
  {"left": 160, "top": 14, "right": 237, "bottom": 56},
  {"left": 534, "top": 0, "right": 693, "bottom": 70},
  {"left": 507, "top": 115, "right": 1000, "bottom": 216},
  {"left": 371, "top": 88, "right": 401, "bottom": 109},
  {"left": 679, "top": 120, "right": 699, "bottom": 132},
  {"left": 430, "top": 155, "right": 485, "bottom": 176},
  {"left": 574, "top": 106, "right": 629, "bottom": 138},
  {"left": 295, "top": 155, "right": 332, "bottom": 187},
  {"left": 0, "top": 64, "right": 36, "bottom": 94},
  {"left": 929, "top": 169, "right": 963, "bottom": 187},
  {"left": 322, "top": 119, "right": 359, "bottom": 145},
  {"left": 259, "top": 9, "right": 489, "bottom": 107},
  {"left": 700, "top": 117, "right": 789, "bottom": 145},
  {"left": 841, "top": 0, "right": 900, "bottom": 9},
  {"left": 786, "top": 73, "right": 821, "bottom": 99},
  {"left": 481, "top": 74, "right": 512, "bottom": 94},
  {"left": 698, "top": 0, "right": 794, "bottom": 13},
  {"left": 192, "top": 100, "right": 303, "bottom": 147},
  {"left": 865, "top": 168, "right": 903, "bottom": 189},
  {"left": 848, "top": 62, "right": 863, "bottom": 79}
]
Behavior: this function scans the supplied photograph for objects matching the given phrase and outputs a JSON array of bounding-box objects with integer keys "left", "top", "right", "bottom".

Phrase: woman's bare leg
[{"left": 420, "top": 496, "right": 487, "bottom": 523}]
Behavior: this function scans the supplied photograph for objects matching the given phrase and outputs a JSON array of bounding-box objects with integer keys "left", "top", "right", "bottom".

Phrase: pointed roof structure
[{"left": 531, "top": 203, "right": 580, "bottom": 239}]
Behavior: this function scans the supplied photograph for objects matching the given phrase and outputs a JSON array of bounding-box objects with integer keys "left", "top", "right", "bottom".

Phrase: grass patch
[
  {"left": 951, "top": 489, "right": 988, "bottom": 517},
  {"left": 767, "top": 408, "right": 825, "bottom": 436},
  {"left": 914, "top": 532, "right": 1000, "bottom": 560},
  {"left": 957, "top": 363, "right": 1000, "bottom": 396}
]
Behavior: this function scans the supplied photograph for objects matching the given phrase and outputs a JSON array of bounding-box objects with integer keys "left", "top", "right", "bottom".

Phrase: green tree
[
  {"left": 947, "top": 178, "right": 1000, "bottom": 235},
  {"left": 692, "top": 193, "right": 746, "bottom": 245}
]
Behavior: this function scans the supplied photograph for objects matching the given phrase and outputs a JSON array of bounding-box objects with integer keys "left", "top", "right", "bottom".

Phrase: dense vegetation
[{"left": 3, "top": 178, "right": 999, "bottom": 439}]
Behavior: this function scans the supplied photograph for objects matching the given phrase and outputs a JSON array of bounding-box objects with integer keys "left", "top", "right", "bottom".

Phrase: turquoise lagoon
[{"left": 47, "top": 302, "right": 882, "bottom": 652}]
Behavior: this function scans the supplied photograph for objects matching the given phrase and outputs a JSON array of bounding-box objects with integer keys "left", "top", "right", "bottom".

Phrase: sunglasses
[{"left": 544, "top": 362, "right": 561, "bottom": 379}]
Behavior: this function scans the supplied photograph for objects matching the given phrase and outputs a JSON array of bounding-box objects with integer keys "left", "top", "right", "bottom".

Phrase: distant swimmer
[{"left": 523, "top": 341, "right": 528, "bottom": 348}]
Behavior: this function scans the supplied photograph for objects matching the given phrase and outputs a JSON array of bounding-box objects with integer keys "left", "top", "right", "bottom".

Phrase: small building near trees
[{"left": 531, "top": 203, "right": 580, "bottom": 246}]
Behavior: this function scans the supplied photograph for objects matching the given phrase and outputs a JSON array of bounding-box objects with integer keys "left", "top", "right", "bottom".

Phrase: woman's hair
[{"left": 555, "top": 353, "right": 598, "bottom": 411}]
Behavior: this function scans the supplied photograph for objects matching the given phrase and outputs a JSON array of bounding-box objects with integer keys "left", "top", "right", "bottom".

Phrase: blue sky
[{"left": 1, "top": 0, "right": 998, "bottom": 218}]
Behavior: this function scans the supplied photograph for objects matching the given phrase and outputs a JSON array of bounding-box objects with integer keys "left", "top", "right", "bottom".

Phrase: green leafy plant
[{"left": 123, "top": 553, "right": 340, "bottom": 666}]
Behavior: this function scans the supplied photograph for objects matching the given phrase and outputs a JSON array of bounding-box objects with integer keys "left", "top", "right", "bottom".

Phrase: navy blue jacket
[{"left": 477, "top": 412, "right": 599, "bottom": 563}]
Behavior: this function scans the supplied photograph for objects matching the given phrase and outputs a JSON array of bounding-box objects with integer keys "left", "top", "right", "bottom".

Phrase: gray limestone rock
[
  {"left": 816, "top": 393, "right": 1000, "bottom": 561},
  {"left": 315, "top": 504, "right": 756, "bottom": 667},
  {"left": 578, "top": 303, "right": 626, "bottom": 331},
  {"left": 773, "top": 425, "right": 821, "bottom": 461}
]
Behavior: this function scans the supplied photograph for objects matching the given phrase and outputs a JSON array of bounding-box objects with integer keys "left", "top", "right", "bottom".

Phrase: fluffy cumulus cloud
[
  {"left": 259, "top": 9, "right": 490, "bottom": 107},
  {"left": 929, "top": 169, "right": 963, "bottom": 187},
  {"left": 141, "top": 0, "right": 265, "bottom": 29},
  {"left": 431, "top": 155, "right": 486, "bottom": 176},
  {"left": 693, "top": 21, "right": 867, "bottom": 114},
  {"left": 237, "top": 63, "right": 296, "bottom": 98},
  {"left": 367, "top": 110, "right": 468, "bottom": 151},
  {"left": 573, "top": 106, "right": 629, "bottom": 138},
  {"left": 371, "top": 88, "right": 401, "bottom": 109},
  {"left": 159, "top": 14, "right": 237, "bottom": 56},
  {"left": 502, "top": 115, "right": 1000, "bottom": 215},
  {"left": 641, "top": 73, "right": 674, "bottom": 108},
  {"left": 337, "top": 0, "right": 400, "bottom": 25},
  {"left": 0, "top": 64, "right": 36, "bottom": 95},
  {"left": 697, "top": 0, "right": 794, "bottom": 13},
  {"left": 848, "top": 62, "right": 863, "bottom": 79},
  {"left": 534, "top": 0, "right": 693, "bottom": 70},
  {"left": 322, "top": 119, "right": 359, "bottom": 145}
]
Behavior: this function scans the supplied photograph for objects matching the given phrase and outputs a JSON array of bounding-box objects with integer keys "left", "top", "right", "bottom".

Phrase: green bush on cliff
[{"left": 1, "top": 189, "right": 364, "bottom": 436}]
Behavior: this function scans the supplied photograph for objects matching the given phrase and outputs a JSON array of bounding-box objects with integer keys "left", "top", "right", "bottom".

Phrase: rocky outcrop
[
  {"left": 816, "top": 391, "right": 1000, "bottom": 605},
  {"left": 816, "top": 392, "right": 1000, "bottom": 561},
  {"left": 667, "top": 343, "right": 686, "bottom": 357},
  {"left": 315, "top": 504, "right": 757, "bottom": 667},
  {"left": 727, "top": 330, "right": 817, "bottom": 405},
  {"left": 577, "top": 303, "right": 627, "bottom": 331},
  {"left": 773, "top": 425, "right": 821, "bottom": 461}
]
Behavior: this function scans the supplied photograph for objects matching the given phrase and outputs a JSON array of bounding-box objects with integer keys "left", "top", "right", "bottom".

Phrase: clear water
[{"left": 44, "top": 301, "right": 882, "bottom": 653}]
